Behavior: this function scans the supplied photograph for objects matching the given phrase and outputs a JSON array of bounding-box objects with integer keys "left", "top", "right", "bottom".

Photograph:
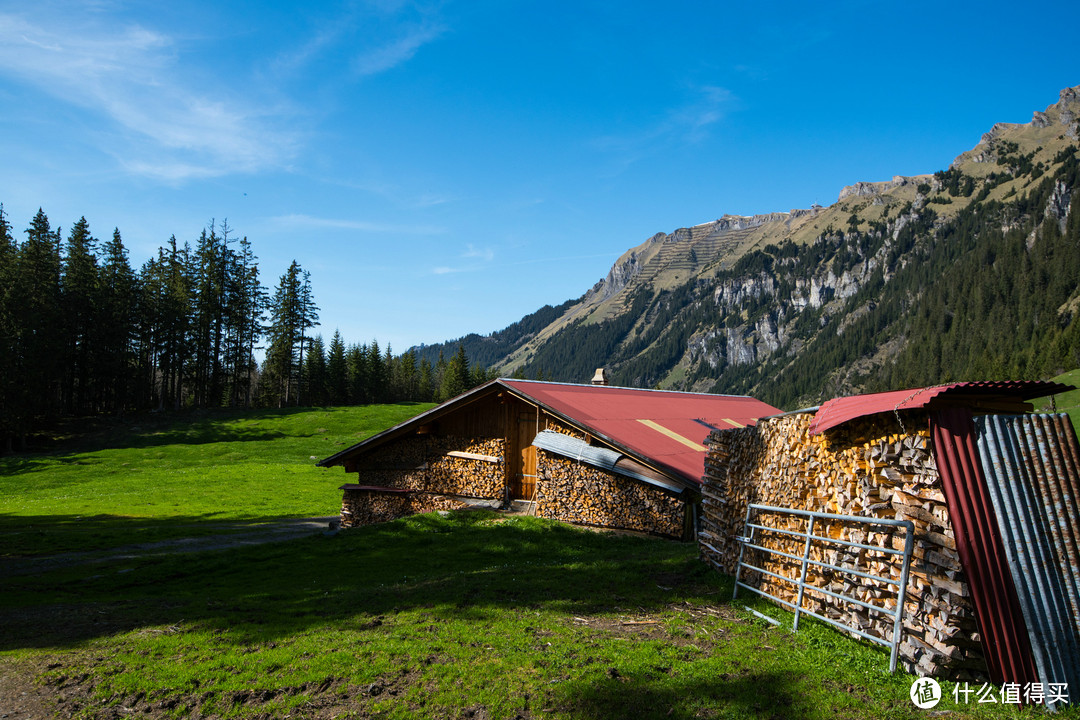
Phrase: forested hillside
[
  {"left": 419, "top": 86, "right": 1080, "bottom": 410},
  {"left": 410, "top": 296, "right": 581, "bottom": 372},
  {"left": 512, "top": 147, "right": 1080, "bottom": 409}
]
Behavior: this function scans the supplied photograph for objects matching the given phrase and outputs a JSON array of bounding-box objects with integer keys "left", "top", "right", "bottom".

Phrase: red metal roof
[
  {"left": 809, "top": 381, "right": 1075, "bottom": 435},
  {"left": 501, "top": 379, "right": 780, "bottom": 484}
]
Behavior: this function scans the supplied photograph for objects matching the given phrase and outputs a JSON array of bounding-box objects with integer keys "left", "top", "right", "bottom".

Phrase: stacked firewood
[
  {"left": 535, "top": 450, "right": 684, "bottom": 538},
  {"left": 356, "top": 436, "right": 505, "bottom": 499},
  {"left": 340, "top": 486, "right": 468, "bottom": 528},
  {"left": 544, "top": 419, "right": 587, "bottom": 440},
  {"left": 700, "top": 412, "right": 986, "bottom": 679},
  {"left": 340, "top": 487, "right": 412, "bottom": 527}
]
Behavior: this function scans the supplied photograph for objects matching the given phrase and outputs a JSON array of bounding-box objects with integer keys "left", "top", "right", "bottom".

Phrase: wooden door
[{"left": 512, "top": 411, "right": 539, "bottom": 500}]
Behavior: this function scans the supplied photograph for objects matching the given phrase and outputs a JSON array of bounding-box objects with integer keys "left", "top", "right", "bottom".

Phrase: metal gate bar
[{"left": 733, "top": 503, "right": 915, "bottom": 672}]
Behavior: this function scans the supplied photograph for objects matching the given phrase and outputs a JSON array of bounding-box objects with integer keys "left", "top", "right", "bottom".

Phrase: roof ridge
[{"left": 499, "top": 377, "right": 756, "bottom": 399}]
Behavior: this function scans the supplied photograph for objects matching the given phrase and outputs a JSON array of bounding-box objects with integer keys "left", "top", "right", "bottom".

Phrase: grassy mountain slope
[{"left": 416, "top": 87, "right": 1080, "bottom": 408}]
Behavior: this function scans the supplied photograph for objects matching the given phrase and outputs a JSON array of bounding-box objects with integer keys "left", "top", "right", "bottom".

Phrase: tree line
[{"left": 0, "top": 207, "right": 488, "bottom": 452}]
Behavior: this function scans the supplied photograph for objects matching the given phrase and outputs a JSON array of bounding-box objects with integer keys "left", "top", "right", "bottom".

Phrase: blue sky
[{"left": 1, "top": 1, "right": 1078, "bottom": 355}]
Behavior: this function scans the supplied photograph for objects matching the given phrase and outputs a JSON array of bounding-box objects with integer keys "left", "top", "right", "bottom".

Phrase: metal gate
[{"left": 733, "top": 503, "right": 915, "bottom": 672}]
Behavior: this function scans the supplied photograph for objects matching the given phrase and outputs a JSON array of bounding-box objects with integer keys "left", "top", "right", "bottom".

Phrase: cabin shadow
[{"left": 1, "top": 512, "right": 733, "bottom": 652}]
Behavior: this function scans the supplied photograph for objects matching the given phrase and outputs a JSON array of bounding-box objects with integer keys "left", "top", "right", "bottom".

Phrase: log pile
[
  {"left": 544, "top": 419, "right": 587, "bottom": 440},
  {"left": 339, "top": 435, "right": 505, "bottom": 528},
  {"left": 357, "top": 435, "right": 505, "bottom": 499},
  {"left": 339, "top": 486, "right": 468, "bottom": 528},
  {"left": 535, "top": 450, "right": 684, "bottom": 538},
  {"left": 700, "top": 412, "right": 986, "bottom": 679}
]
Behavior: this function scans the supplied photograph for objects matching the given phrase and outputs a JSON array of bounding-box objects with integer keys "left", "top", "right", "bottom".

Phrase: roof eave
[{"left": 315, "top": 378, "right": 506, "bottom": 467}]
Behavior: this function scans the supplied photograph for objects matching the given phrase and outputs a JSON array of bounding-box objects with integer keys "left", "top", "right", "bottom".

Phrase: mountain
[{"left": 415, "top": 86, "right": 1080, "bottom": 409}]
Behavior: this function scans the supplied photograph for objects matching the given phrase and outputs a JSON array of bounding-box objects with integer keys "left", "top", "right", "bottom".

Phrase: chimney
[{"left": 591, "top": 368, "right": 609, "bottom": 386}]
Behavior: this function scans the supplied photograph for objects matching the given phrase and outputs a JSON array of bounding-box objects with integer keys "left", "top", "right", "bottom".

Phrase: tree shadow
[
  {"left": 0, "top": 512, "right": 331, "bottom": 560},
  {"left": 3, "top": 406, "right": 329, "bottom": 458},
  {"left": 0, "top": 512, "right": 726, "bottom": 652}
]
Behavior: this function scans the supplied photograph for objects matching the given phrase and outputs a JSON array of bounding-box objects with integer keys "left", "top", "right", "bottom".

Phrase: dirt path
[{"left": 1, "top": 516, "right": 340, "bottom": 578}]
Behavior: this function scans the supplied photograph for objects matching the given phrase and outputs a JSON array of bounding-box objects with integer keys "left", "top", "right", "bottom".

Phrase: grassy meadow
[
  {"left": 2, "top": 404, "right": 1078, "bottom": 719},
  {"left": 0, "top": 403, "right": 433, "bottom": 556},
  {"left": 1038, "top": 368, "right": 1080, "bottom": 433}
]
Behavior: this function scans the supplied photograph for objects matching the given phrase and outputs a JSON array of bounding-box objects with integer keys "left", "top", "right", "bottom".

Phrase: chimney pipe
[{"left": 591, "top": 368, "right": 608, "bottom": 386}]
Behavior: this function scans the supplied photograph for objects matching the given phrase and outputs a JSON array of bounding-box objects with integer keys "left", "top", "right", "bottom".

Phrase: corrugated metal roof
[
  {"left": 531, "top": 429, "right": 687, "bottom": 493},
  {"left": 932, "top": 407, "right": 1039, "bottom": 688},
  {"left": 975, "top": 414, "right": 1080, "bottom": 705},
  {"left": 501, "top": 379, "right": 780, "bottom": 484},
  {"left": 810, "top": 381, "right": 1075, "bottom": 435}
]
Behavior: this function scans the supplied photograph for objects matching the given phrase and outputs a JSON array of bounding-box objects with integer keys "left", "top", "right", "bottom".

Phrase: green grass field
[
  {"left": 0, "top": 404, "right": 433, "bottom": 556},
  {"left": 1038, "top": 369, "right": 1080, "bottom": 433},
  {"left": 1, "top": 405, "right": 1075, "bottom": 719}
]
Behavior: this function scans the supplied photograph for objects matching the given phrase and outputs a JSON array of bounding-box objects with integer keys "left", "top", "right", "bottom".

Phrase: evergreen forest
[{"left": 0, "top": 210, "right": 489, "bottom": 451}]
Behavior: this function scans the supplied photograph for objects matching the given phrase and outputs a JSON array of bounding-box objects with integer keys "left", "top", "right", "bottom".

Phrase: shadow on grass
[
  {"left": 0, "top": 512, "right": 329, "bottom": 558},
  {"left": 1, "top": 403, "right": 434, "bottom": 473},
  {"left": 553, "top": 670, "right": 811, "bottom": 720},
  {"left": 0, "top": 512, "right": 726, "bottom": 652},
  {"left": 0, "top": 420, "right": 290, "bottom": 478}
]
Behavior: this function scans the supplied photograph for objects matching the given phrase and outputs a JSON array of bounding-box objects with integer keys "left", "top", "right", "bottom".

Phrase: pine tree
[
  {"left": 190, "top": 223, "right": 229, "bottom": 407},
  {"left": 222, "top": 235, "right": 265, "bottom": 408},
  {"left": 439, "top": 344, "right": 470, "bottom": 401},
  {"left": 295, "top": 268, "right": 320, "bottom": 405},
  {"left": 262, "top": 261, "right": 302, "bottom": 407},
  {"left": 367, "top": 340, "right": 385, "bottom": 403},
  {"left": 326, "top": 330, "right": 348, "bottom": 405},
  {"left": 304, "top": 334, "right": 328, "bottom": 406},
  {"left": 346, "top": 343, "right": 368, "bottom": 405},
  {"left": 60, "top": 217, "right": 99, "bottom": 414},
  {"left": 97, "top": 228, "right": 137, "bottom": 414},
  {"left": 262, "top": 261, "right": 317, "bottom": 407},
  {"left": 9, "top": 210, "right": 64, "bottom": 443},
  {"left": 136, "top": 238, "right": 192, "bottom": 411},
  {"left": 417, "top": 357, "right": 434, "bottom": 402},
  {"left": 395, "top": 348, "right": 418, "bottom": 401},
  {"left": 0, "top": 206, "right": 17, "bottom": 450}
]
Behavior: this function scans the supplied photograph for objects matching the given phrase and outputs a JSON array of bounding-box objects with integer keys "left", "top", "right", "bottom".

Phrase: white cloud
[
  {"left": 271, "top": 4, "right": 446, "bottom": 80},
  {"left": 271, "top": 213, "right": 445, "bottom": 235},
  {"left": 0, "top": 11, "right": 297, "bottom": 181},
  {"left": 462, "top": 243, "right": 494, "bottom": 262},
  {"left": 593, "top": 84, "right": 736, "bottom": 170},
  {"left": 352, "top": 22, "right": 444, "bottom": 76}
]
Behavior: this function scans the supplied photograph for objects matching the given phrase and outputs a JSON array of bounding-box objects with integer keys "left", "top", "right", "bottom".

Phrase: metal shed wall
[
  {"left": 931, "top": 407, "right": 1039, "bottom": 688},
  {"left": 975, "top": 413, "right": 1080, "bottom": 700}
]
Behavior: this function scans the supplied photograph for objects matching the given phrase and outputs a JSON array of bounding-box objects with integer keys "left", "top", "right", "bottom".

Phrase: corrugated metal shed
[
  {"left": 501, "top": 379, "right": 779, "bottom": 484},
  {"left": 932, "top": 406, "right": 1040, "bottom": 688},
  {"left": 975, "top": 414, "right": 1080, "bottom": 707},
  {"left": 809, "top": 381, "right": 1073, "bottom": 435}
]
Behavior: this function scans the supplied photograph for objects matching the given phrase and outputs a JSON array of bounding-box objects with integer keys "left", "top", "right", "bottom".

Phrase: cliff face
[{"left": 420, "top": 86, "right": 1080, "bottom": 407}]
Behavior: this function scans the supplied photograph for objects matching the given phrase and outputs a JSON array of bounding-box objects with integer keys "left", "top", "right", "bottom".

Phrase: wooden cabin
[{"left": 318, "top": 377, "right": 780, "bottom": 539}]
